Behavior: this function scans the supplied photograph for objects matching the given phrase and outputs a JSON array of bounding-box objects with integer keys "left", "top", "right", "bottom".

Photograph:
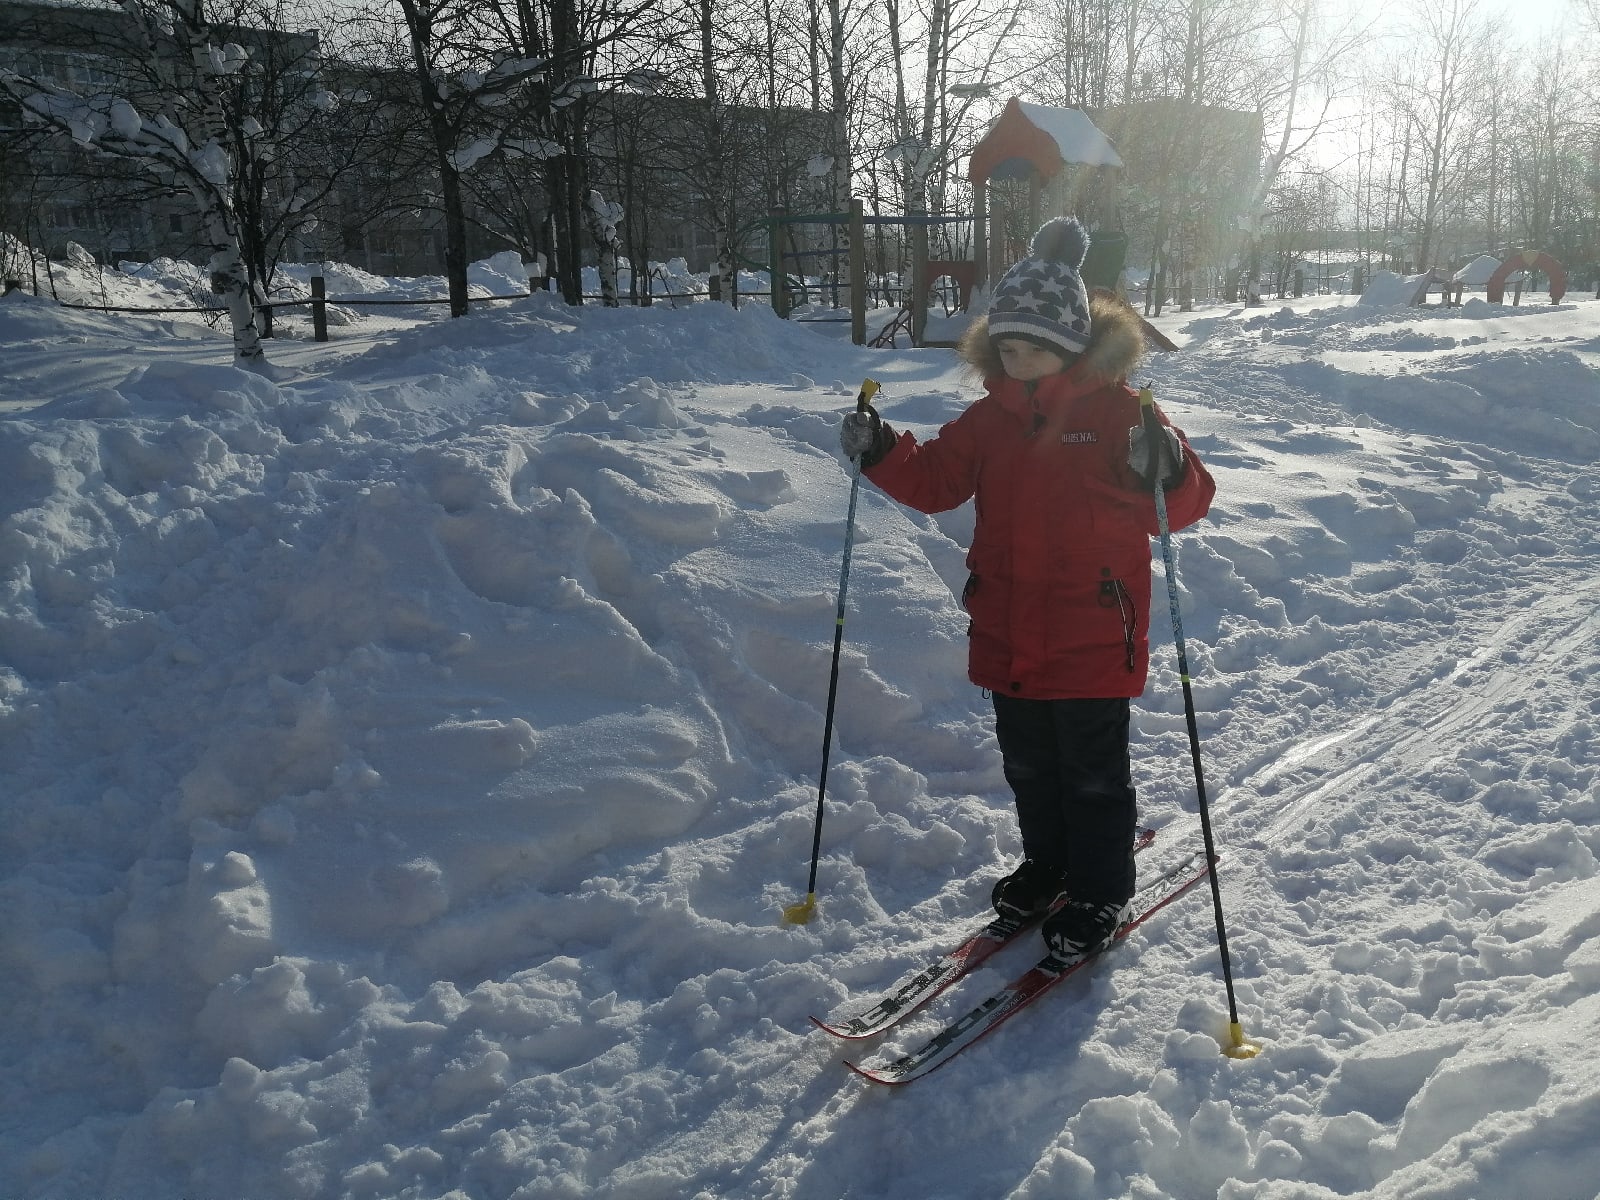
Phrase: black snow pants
[{"left": 991, "top": 693, "right": 1138, "bottom": 904}]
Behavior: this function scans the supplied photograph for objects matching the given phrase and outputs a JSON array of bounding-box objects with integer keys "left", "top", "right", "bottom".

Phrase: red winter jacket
[{"left": 864, "top": 300, "right": 1215, "bottom": 700}]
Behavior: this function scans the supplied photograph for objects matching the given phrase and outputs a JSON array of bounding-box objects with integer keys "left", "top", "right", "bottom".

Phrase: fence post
[
  {"left": 849, "top": 197, "right": 866, "bottom": 346},
  {"left": 770, "top": 208, "right": 789, "bottom": 319},
  {"left": 311, "top": 267, "right": 328, "bottom": 342}
]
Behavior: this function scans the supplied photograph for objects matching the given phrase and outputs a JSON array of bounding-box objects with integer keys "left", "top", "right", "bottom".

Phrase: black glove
[
  {"left": 1128, "top": 421, "right": 1185, "bottom": 490},
  {"left": 839, "top": 404, "right": 894, "bottom": 468}
]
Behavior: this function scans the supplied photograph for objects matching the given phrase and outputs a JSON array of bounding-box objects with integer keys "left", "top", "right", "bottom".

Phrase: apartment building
[{"left": 2, "top": 0, "right": 837, "bottom": 289}]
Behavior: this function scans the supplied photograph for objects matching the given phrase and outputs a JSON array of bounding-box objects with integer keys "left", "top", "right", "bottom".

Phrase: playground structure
[
  {"left": 760, "top": 98, "right": 1130, "bottom": 348},
  {"left": 1484, "top": 249, "right": 1568, "bottom": 304},
  {"left": 1404, "top": 249, "right": 1571, "bottom": 307},
  {"left": 764, "top": 200, "right": 973, "bottom": 346},
  {"left": 966, "top": 99, "right": 1125, "bottom": 294}
]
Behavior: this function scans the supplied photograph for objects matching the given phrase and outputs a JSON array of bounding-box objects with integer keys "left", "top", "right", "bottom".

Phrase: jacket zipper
[{"left": 1099, "top": 578, "right": 1137, "bottom": 672}]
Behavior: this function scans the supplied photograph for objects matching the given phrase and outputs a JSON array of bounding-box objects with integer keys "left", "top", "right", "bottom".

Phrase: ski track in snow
[{"left": 2, "top": 270, "right": 1599, "bottom": 1200}]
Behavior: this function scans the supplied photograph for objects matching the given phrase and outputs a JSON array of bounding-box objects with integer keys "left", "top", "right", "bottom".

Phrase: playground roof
[{"left": 967, "top": 98, "right": 1124, "bottom": 185}]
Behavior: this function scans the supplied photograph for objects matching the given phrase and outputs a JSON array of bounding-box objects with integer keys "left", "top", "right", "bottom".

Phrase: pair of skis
[{"left": 812, "top": 833, "right": 1214, "bottom": 1084}]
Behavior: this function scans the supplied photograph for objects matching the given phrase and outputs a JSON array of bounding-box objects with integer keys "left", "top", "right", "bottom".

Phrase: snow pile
[
  {"left": 1453, "top": 254, "right": 1502, "bottom": 286},
  {"left": 467, "top": 249, "right": 533, "bottom": 295},
  {"left": 116, "top": 256, "right": 211, "bottom": 297},
  {"left": 1356, "top": 270, "right": 1428, "bottom": 307},
  {"left": 273, "top": 260, "right": 411, "bottom": 300},
  {"left": 647, "top": 255, "right": 702, "bottom": 298},
  {"left": 2, "top": 267, "right": 1600, "bottom": 1198}
]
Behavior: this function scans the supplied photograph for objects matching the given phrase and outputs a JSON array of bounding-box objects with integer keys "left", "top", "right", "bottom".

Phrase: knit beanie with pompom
[{"left": 987, "top": 216, "right": 1093, "bottom": 358}]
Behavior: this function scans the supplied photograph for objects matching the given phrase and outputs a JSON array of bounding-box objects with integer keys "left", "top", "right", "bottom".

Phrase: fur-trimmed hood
[{"left": 957, "top": 291, "right": 1146, "bottom": 385}]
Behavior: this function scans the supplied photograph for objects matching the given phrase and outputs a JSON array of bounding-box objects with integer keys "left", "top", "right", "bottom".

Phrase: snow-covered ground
[{"left": 2, "top": 255, "right": 1598, "bottom": 1200}]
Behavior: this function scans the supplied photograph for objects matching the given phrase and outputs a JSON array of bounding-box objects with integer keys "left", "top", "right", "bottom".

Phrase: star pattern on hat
[{"left": 987, "top": 217, "right": 1094, "bottom": 358}]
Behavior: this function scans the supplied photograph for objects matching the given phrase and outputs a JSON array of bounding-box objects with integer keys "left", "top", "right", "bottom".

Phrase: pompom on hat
[{"left": 987, "top": 216, "right": 1093, "bottom": 359}]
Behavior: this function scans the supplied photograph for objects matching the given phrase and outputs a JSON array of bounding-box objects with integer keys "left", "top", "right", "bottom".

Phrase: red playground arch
[{"left": 1485, "top": 250, "right": 1567, "bottom": 303}]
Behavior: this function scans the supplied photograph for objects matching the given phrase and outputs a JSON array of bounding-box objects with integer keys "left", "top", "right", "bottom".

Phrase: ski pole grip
[
  {"left": 1138, "top": 385, "right": 1161, "bottom": 438},
  {"left": 856, "top": 378, "right": 881, "bottom": 414},
  {"left": 1137, "top": 386, "right": 1174, "bottom": 486}
]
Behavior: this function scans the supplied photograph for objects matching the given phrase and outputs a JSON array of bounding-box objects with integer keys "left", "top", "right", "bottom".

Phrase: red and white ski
[
  {"left": 812, "top": 828, "right": 1156, "bottom": 1040},
  {"left": 844, "top": 847, "right": 1214, "bottom": 1085}
]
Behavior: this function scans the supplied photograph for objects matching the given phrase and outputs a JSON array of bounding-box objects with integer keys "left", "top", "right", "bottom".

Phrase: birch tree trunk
[
  {"left": 200, "top": 201, "right": 265, "bottom": 362},
  {"left": 584, "top": 190, "right": 622, "bottom": 307},
  {"left": 0, "top": 0, "right": 266, "bottom": 364},
  {"left": 171, "top": 1, "right": 265, "bottom": 360}
]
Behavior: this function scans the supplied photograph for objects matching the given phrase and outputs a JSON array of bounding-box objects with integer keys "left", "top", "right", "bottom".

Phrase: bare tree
[
  {"left": 1142, "top": 0, "right": 1266, "bottom": 105},
  {"left": 1110, "top": 0, "right": 1269, "bottom": 308},
  {"left": 885, "top": 0, "right": 1027, "bottom": 220},
  {"left": 1, "top": 0, "right": 279, "bottom": 363},
  {"left": 1234, "top": 0, "right": 1374, "bottom": 299},
  {"left": 348, "top": 0, "right": 658, "bottom": 313},
  {"left": 813, "top": 0, "right": 895, "bottom": 285},
  {"left": 692, "top": 0, "right": 739, "bottom": 300},
  {"left": 469, "top": 0, "right": 667, "bottom": 304},
  {"left": 221, "top": 0, "right": 393, "bottom": 299},
  {"left": 1262, "top": 168, "right": 1339, "bottom": 294},
  {"left": 1382, "top": 0, "right": 1499, "bottom": 269},
  {"left": 0, "top": 90, "right": 54, "bottom": 291},
  {"left": 1503, "top": 36, "right": 1572, "bottom": 252},
  {"left": 1019, "top": 0, "right": 1134, "bottom": 108},
  {"left": 581, "top": 84, "right": 672, "bottom": 302},
  {"left": 373, "top": 0, "right": 556, "bottom": 315}
]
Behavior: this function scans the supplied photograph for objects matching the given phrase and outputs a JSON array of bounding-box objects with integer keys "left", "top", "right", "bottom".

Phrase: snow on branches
[{"left": 0, "top": 2, "right": 271, "bottom": 363}]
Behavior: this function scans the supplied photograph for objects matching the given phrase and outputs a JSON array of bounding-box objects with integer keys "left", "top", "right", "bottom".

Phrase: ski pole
[
  {"left": 1139, "top": 386, "right": 1261, "bottom": 1060},
  {"left": 784, "top": 377, "right": 881, "bottom": 925}
]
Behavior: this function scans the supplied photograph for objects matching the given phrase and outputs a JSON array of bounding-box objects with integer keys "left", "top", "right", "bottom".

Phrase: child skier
[{"left": 839, "top": 216, "right": 1216, "bottom": 956}]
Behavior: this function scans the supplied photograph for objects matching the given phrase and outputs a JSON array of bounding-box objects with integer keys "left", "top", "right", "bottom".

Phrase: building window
[{"left": 51, "top": 204, "right": 94, "bottom": 229}]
